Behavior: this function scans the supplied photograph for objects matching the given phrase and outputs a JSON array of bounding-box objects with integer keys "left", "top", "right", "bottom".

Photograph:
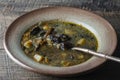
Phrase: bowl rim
[{"left": 3, "top": 6, "right": 117, "bottom": 76}]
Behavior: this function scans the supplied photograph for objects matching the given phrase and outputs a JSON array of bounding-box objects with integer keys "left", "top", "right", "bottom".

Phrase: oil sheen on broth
[{"left": 21, "top": 20, "right": 98, "bottom": 67}]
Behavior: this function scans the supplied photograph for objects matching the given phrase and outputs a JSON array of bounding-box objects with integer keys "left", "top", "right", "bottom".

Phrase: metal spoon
[{"left": 72, "top": 47, "right": 120, "bottom": 63}]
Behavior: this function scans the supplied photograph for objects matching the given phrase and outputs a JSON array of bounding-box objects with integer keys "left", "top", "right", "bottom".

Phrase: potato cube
[
  {"left": 65, "top": 29, "right": 75, "bottom": 35},
  {"left": 76, "top": 38, "right": 86, "bottom": 46},
  {"left": 43, "top": 25, "right": 50, "bottom": 31},
  {"left": 78, "top": 54, "right": 84, "bottom": 59},
  {"left": 24, "top": 40, "right": 32, "bottom": 48},
  {"left": 34, "top": 54, "right": 43, "bottom": 62}
]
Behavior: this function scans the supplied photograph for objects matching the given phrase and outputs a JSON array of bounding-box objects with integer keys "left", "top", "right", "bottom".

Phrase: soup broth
[{"left": 21, "top": 20, "right": 98, "bottom": 67}]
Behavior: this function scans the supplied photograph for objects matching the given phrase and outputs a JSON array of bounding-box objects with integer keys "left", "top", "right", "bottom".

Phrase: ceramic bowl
[{"left": 4, "top": 7, "right": 117, "bottom": 76}]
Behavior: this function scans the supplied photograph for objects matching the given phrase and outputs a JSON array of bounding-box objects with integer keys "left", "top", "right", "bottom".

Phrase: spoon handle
[{"left": 72, "top": 47, "right": 120, "bottom": 63}]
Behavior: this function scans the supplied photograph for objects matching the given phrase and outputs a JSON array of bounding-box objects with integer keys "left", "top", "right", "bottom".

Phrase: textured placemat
[{"left": 0, "top": 0, "right": 120, "bottom": 80}]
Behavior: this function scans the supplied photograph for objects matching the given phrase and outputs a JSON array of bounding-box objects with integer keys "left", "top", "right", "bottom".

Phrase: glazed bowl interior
[{"left": 4, "top": 7, "right": 117, "bottom": 76}]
